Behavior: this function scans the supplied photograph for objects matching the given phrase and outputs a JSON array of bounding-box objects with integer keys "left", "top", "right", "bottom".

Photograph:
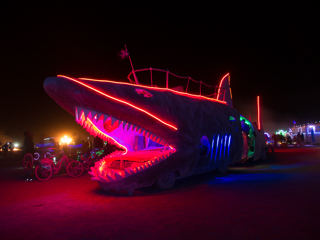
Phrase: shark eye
[{"left": 135, "top": 88, "right": 153, "bottom": 98}]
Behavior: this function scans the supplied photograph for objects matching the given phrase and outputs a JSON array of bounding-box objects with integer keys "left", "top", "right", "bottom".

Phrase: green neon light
[
  {"left": 240, "top": 115, "right": 253, "bottom": 128},
  {"left": 276, "top": 130, "right": 287, "bottom": 136}
]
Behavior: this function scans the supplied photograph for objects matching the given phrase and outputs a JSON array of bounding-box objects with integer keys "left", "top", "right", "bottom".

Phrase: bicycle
[
  {"left": 22, "top": 153, "right": 34, "bottom": 173},
  {"left": 35, "top": 153, "right": 72, "bottom": 181},
  {"left": 67, "top": 148, "right": 106, "bottom": 177},
  {"left": 22, "top": 150, "right": 53, "bottom": 173}
]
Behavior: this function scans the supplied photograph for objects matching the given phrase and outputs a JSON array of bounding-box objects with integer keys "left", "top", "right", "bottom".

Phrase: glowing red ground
[{"left": 1, "top": 147, "right": 320, "bottom": 239}]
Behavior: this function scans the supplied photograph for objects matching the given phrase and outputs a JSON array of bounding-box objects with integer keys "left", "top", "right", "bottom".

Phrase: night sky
[{"left": 1, "top": 2, "right": 320, "bottom": 144}]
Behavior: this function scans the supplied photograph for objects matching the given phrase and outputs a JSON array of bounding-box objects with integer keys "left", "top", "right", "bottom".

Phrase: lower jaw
[{"left": 89, "top": 147, "right": 175, "bottom": 185}]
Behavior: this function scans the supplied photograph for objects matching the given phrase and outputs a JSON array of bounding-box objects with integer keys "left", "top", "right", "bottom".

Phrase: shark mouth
[{"left": 75, "top": 107, "right": 176, "bottom": 183}]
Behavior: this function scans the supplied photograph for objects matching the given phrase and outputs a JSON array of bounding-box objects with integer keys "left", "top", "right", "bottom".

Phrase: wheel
[
  {"left": 154, "top": 170, "right": 176, "bottom": 190},
  {"left": 22, "top": 153, "right": 34, "bottom": 172},
  {"left": 67, "top": 161, "right": 84, "bottom": 177},
  {"left": 216, "top": 161, "right": 228, "bottom": 174},
  {"left": 33, "top": 152, "right": 40, "bottom": 161},
  {"left": 35, "top": 164, "right": 53, "bottom": 181}
]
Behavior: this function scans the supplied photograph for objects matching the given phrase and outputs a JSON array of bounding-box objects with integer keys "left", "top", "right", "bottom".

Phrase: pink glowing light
[
  {"left": 86, "top": 117, "right": 128, "bottom": 155},
  {"left": 78, "top": 112, "right": 128, "bottom": 156},
  {"left": 58, "top": 75, "right": 178, "bottom": 130}
]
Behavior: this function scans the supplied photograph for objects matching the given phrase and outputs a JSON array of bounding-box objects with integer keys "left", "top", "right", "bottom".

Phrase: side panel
[
  {"left": 253, "top": 124, "right": 267, "bottom": 161},
  {"left": 193, "top": 107, "right": 243, "bottom": 174}
]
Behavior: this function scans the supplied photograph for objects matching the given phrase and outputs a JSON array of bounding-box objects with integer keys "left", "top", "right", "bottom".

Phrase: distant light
[
  {"left": 276, "top": 130, "right": 287, "bottom": 136},
  {"left": 60, "top": 135, "right": 72, "bottom": 145},
  {"left": 14, "top": 143, "right": 19, "bottom": 147}
]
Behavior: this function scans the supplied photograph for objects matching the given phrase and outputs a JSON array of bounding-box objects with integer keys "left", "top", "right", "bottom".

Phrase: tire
[
  {"left": 154, "top": 170, "right": 176, "bottom": 190},
  {"left": 22, "top": 153, "right": 34, "bottom": 172},
  {"left": 67, "top": 161, "right": 84, "bottom": 177},
  {"left": 35, "top": 164, "right": 53, "bottom": 181},
  {"left": 216, "top": 161, "right": 228, "bottom": 174},
  {"left": 33, "top": 152, "right": 40, "bottom": 161}
]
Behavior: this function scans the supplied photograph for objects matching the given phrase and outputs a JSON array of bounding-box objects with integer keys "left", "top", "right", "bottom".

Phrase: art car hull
[{"left": 43, "top": 73, "right": 266, "bottom": 193}]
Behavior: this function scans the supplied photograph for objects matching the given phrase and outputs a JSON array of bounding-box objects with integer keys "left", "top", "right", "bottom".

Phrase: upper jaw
[
  {"left": 76, "top": 106, "right": 177, "bottom": 183},
  {"left": 75, "top": 106, "right": 171, "bottom": 152}
]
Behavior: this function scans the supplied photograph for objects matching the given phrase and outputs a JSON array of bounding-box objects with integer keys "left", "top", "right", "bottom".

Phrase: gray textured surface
[{"left": 44, "top": 76, "right": 265, "bottom": 191}]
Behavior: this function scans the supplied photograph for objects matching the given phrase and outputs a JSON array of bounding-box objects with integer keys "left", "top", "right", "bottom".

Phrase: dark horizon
[{"left": 1, "top": 3, "right": 320, "bottom": 144}]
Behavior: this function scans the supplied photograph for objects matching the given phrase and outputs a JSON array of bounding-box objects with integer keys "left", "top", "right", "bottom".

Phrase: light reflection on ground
[{"left": 208, "top": 173, "right": 284, "bottom": 184}]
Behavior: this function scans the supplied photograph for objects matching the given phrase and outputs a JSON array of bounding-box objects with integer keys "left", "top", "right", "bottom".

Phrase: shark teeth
[
  {"left": 75, "top": 107, "right": 169, "bottom": 150},
  {"left": 88, "top": 147, "right": 177, "bottom": 183},
  {"left": 78, "top": 106, "right": 177, "bottom": 184}
]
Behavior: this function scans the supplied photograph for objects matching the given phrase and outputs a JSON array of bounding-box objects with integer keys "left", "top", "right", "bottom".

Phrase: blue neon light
[
  {"left": 211, "top": 134, "right": 215, "bottom": 160},
  {"left": 224, "top": 135, "right": 227, "bottom": 159},
  {"left": 219, "top": 137, "right": 223, "bottom": 160},
  {"left": 215, "top": 135, "right": 220, "bottom": 162},
  {"left": 227, "top": 135, "right": 231, "bottom": 160}
]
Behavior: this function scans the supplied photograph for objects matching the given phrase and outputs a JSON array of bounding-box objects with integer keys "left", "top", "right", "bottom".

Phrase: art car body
[{"left": 43, "top": 72, "right": 266, "bottom": 193}]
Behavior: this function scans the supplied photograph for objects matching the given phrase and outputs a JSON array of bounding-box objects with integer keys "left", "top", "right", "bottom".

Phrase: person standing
[
  {"left": 311, "top": 128, "right": 315, "bottom": 144},
  {"left": 23, "top": 131, "right": 34, "bottom": 155},
  {"left": 297, "top": 132, "right": 301, "bottom": 146},
  {"left": 2, "top": 142, "right": 9, "bottom": 156},
  {"left": 23, "top": 131, "right": 34, "bottom": 180},
  {"left": 300, "top": 132, "right": 304, "bottom": 146},
  {"left": 94, "top": 136, "right": 103, "bottom": 149},
  {"left": 9, "top": 142, "right": 14, "bottom": 158}
]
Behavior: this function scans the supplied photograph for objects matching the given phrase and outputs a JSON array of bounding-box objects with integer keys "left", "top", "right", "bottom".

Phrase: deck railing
[{"left": 127, "top": 68, "right": 226, "bottom": 100}]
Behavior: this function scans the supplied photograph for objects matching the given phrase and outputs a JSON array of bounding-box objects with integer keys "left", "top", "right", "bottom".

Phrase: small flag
[{"left": 118, "top": 47, "right": 129, "bottom": 59}]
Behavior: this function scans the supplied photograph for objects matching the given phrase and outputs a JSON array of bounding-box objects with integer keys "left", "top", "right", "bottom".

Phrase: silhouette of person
[
  {"left": 300, "top": 132, "right": 304, "bottom": 145},
  {"left": 241, "top": 120, "right": 250, "bottom": 136},
  {"left": 23, "top": 131, "right": 34, "bottom": 155},
  {"left": 23, "top": 131, "right": 34, "bottom": 180},
  {"left": 2, "top": 142, "right": 9, "bottom": 156},
  {"left": 94, "top": 136, "right": 104, "bottom": 149}
]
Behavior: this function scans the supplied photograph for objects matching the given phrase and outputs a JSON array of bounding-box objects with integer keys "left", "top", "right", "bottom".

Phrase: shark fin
[{"left": 217, "top": 73, "right": 233, "bottom": 107}]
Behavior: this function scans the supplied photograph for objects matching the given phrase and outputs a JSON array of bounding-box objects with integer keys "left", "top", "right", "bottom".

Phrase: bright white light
[
  {"left": 14, "top": 143, "right": 19, "bottom": 147},
  {"left": 60, "top": 135, "right": 72, "bottom": 145}
]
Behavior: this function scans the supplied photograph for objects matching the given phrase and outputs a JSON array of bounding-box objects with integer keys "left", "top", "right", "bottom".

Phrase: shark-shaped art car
[{"left": 44, "top": 69, "right": 266, "bottom": 194}]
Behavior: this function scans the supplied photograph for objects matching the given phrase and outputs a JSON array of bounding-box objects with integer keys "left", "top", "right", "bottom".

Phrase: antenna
[{"left": 125, "top": 44, "right": 139, "bottom": 85}]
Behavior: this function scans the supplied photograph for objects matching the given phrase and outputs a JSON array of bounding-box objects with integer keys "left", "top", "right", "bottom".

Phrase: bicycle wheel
[
  {"left": 67, "top": 161, "right": 84, "bottom": 177},
  {"left": 33, "top": 152, "right": 40, "bottom": 161},
  {"left": 35, "top": 164, "right": 53, "bottom": 181},
  {"left": 22, "top": 153, "right": 34, "bottom": 172}
]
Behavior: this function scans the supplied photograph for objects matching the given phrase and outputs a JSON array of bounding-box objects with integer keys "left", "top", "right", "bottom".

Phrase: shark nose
[{"left": 43, "top": 77, "right": 59, "bottom": 93}]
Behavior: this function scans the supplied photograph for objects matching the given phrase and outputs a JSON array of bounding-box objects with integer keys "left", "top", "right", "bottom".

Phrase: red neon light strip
[
  {"left": 85, "top": 117, "right": 128, "bottom": 155},
  {"left": 257, "top": 96, "right": 260, "bottom": 130},
  {"left": 76, "top": 77, "right": 227, "bottom": 104},
  {"left": 58, "top": 75, "right": 178, "bottom": 130},
  {"left": 216, "top": 73, "right": 230, "bottom": 101}
]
